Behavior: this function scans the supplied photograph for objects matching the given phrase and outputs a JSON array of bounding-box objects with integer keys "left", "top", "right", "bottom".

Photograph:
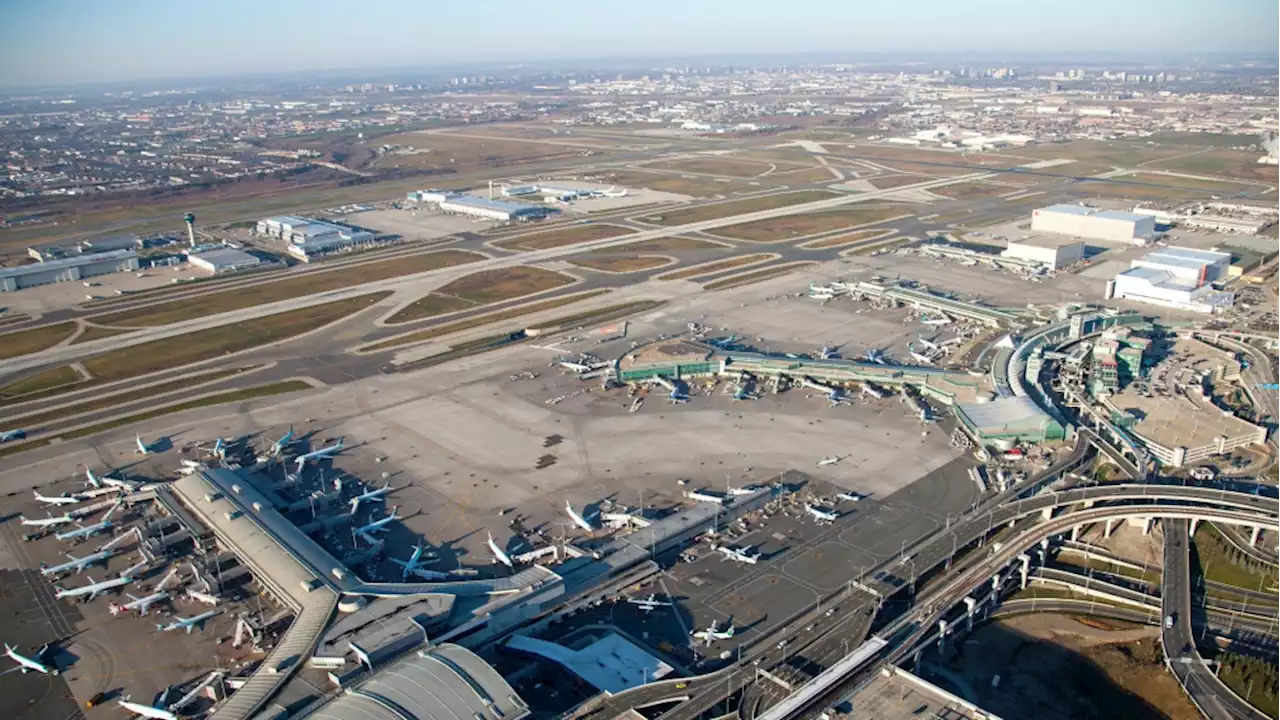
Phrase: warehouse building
[
  {"left": 0, "top": 249, "right": 140, "bottom": 292},
  {"left": 1000, "top": 235, "right": 1085, "bottom": 270},
  {"left": 438, "top": 195, "right": 548, "bottom": 222},
  {"left": 187, "top": 248, "right": 263, "bottom": 275},
  {"left": 1031, "top": 205, "right": 1156, "bottom": 245},
  {"left": 256, "top": 215, "right": 378, "bottom": 262},
  {"left": 1106, "top": 247, "right": 1234, "bottom": 314}
]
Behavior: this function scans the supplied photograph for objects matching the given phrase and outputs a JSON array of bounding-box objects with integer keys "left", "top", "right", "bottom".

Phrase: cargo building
[{"left": 1031, "top": 205, "right": 1156, "bottom": 245}]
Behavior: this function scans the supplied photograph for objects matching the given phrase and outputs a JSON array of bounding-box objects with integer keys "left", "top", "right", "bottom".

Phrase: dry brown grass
[
  {"left": 0, "top": 365, "right": 81, "bottom": 401},
  {"left": 637, "top": 190, "right": 842, "bottom": 227},
  {"left": 568, "top": 255, "right": 672, "bottom": 273},
  {"left": 494, "top": 223, "right": 634, "bottom": 251},
  {"left": 832, "top": 145, "right": 1022, "bottom": 168},
  {"left": 373, "top": 132, "right": 581, "bottom": 172},
  {"left": 712, "top": 205, "right": 909, "bottom": 242},
  {"left": 387, "top": 267, "right": 575, "bottom": 323},
  {"left": 0, "top": 321, "right": 78, "bottom": 360},
  {"left": 587, "top": 170, "right": 748, "bottom": 197},
  {"left": 644, "top": 157, "right": 782, "bottom": 178},
  {"left": 658, "top": 254, "right": 775, "bottom": 280},
  {"left": 930, "top": 181, "right": 1016, "bottom": 200},
  {"left": 90, "top": 250, "right": 481, "bottom": 327},
  {"left": 1144, "top": 150, "right": 1278, "bottom": 183},
  {"left": 71, "top": 325, "right": 135, "bottom": 345},
  {"left": 1119, "top": 172, "right": 1257, "bottom": 193},
  {"left": 868, "top": 174, "right": 934, "bottom": 189}
]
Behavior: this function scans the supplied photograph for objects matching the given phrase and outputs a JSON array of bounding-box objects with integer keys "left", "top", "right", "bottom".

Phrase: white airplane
[
  {"left": 270, "top": 427, "right": 295, "bottom": 457},
  {"left": 56, "top": 502, "right": 120, "bottom": 542},
  {"left": 861, "top": 383, "right": 885, "bottom": 399},
  {"left": 40, "top": 548, "right": 115, "bottom": 577},
  {"left": 691, "top": 620, "right": 735, "bottom": 647},
  {"left": 816, "top": 345, "right": 838, "bottom": 360},
  {"left": 917, "top": 407, "right": 936, "bottom": 424},
  {"left": 119, "top": 693, "right": 178, "bottom": 720},
  {"left": 348, "top": 482, "right": 393, "bottom": 513},
  {"left": 354, "top": 507, "right": 399, "bottom": 536},
  {"left": 916, "top": 336, "right": 941, "bottom": 352},
  {"left": 806, "top": 503, "right": 840, "bottom": 523},
  {"left": 206, "top": 437, "right": 226, "bottom": 460},
  {"left": 390, "top": 544, "right": 444, "bottom": 581},
  {"left": 2, "top": 643, "right": 56, "bottom": 676},
  {"left": 565, "top": 501, "right": 594, "bottom": 533},
  {"left": 54, "top": 573, "right": 133, "bottom": 601},
  {"left": 959, "top": 259, "right": 978, "bottom": 267},
  {"left": 817, "top": 456, "right": 843, "bottom": 467},
  {"left": 33, "top": 490, "right": 80, "bottom": 507},
  {"left": 908, "top": 348, "right": 936, "bottom": 366},
  {"left": 920, "top": 314, "right": 952, "bottom": 327},
  {"left": 733, "top": 385, "right": 757, "bottom": 401},
  {"left": 100, "top": 475, "right": 141, "bottom": 492},
  {"left": 716, "top": 545, "right": 759, "bottom": 565},
  {"left": 109, "top": 591, "right": 169, "bottom": 617},
  {"left": 488, "top": 532, "right": 515, "bottom": 568},
  {"left": 864, "top": 349, "right": 886, "bottom": 365},
  {"left": 826, "top": 389, "right": 851, "bottom": 407},
  {"left": 156, "top": 609, "right": 219, "bottom": 634},
  {"left": 627, "top": 593, "right": 673, "bottom": 613},
  {"left": 836, "top": 492, "right": 864, "bottom": 503},
  {"left": 135, "top": 435, "right": 151, "bottom": 455},
  {"left": 85, "top": 467, "right": 103, "bottom": 488},
  {"left": 600, "top": 186, "right": 628, "bottom": 198},
  {"left": 19, "top": 511, "right": 75, "bottom": 529},
  {"left": 293, "top": 439, "right": 345, "bottom": 472}
]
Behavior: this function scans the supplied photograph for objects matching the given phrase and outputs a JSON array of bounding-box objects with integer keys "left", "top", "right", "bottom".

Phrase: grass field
[
  {"left": 5, "top": 366, "right": 258, "bottom": 429},
  {"left": 868, "top": 161, "right": 977, "bottom": 177},
  {"left": 1192, "top": 523, "right": 1278, "bottom": 592},
  {"left": 929, "top": 181, "right": 1015, "bottom": 200},
  {"left": 1145, "top": 149, "right": 1278, "bottom": 184},
  {"left": 364, "top": 290, "right": 611, "bottom": 351},
  {"left": 644, "top": 157, "right": 785, "bottom": 178},
  {"left": 0, "top": 365, "right": 81, "bottom": 401},
  {"left": 90, "top": 250, "right": 481, "bottom": 327},
  {"left": 372, "top": 131, "right": 580, "bottom": 172},
  {"left": 568, "top": 255, "right": 673, "bottom": 273},
  {"left": 493, "top": 223, "right": 634, "bottom": 251},
  {"left": 0, "top": 321, "right": 78, "bottom": 360},
  {"left": 1144, "top": 132, "right": 1266, "bottom": 149},
  {"left": 1120, "top": 172, "right": 1259, "bottom": 193},
  {"left": 81, "top": 293, "right": 387, "bottom": 385},
  {"left": 868, "top": 174, "right": 933, "bottom": 189},
  {"left": 1008, "top": 140, "right": 1191, "bottom": 168},
  {"left": 72, "top": 325, "right": 135, "bottom": 344},
  {"left": 832, "top": 145, "right": 1022, "bottom": 168},
  {"left": 1216, "top": 654, "right": 1279, "bottom": 719},
  {"left": 1071, "top": 180, "right": 1217, "bottom": 202},
  {"left": 588, "top": 170, "right": 747, "bottom": 198},
  {"left": 387, "top": 267, "right": 575, "bottom": 323},
  {"left": 710, "top": 204, "right": 909, "bottom": 242},
  {"left": 703, "top": 261, "right": 816, "bottom": 290},
  {"left": 658, "top": 254, "right": 775, "bottom": 280},
  {"left": 637, "top": 190, "right": 841, "bottom": 227},
  {"left": 768, "top": 167, "right": 841, "bottom": 184},
  {"left": 799, "top": 228, "right": 893, "bottom": 250},
  {"left": 605, "top": 236, "right": 727, "bottom": 252}
]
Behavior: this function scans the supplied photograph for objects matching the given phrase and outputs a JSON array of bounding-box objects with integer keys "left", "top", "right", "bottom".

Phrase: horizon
[{"left": 2, "top": 0, "right": 1277, "bottom": 89}]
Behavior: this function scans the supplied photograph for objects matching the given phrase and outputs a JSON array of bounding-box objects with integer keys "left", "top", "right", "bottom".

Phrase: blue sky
[{"left": 1, "top": 0, "right": 1276, "bottom": 87}]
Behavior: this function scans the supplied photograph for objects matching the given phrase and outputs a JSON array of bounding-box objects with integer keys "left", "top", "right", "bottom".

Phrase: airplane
[
  {"left": 100, "top": 475, "right": 141, "bottom": 492},
  {"left": 0, "top": 429, "right": 26, "bottom": 443},
  {"left": 270, "top": 427, "right": 296, "bottom": 457},
  {"left": 816, "top": 344, "right": 839, "bottom": 360},
  {"left": 732, "top": 385, "right": 757, "bottom": 401},
  {"left": 861, "top": 383, "right": 885, "bottom": 399},
  {"left": 817, "top": 456, "right": 843, "bottom": 467},
  {"left": 40, "top": 548, "right": 116, "bottom": 577},
  {"left": 805, "top": 503, "right": 840, "bottom": 523},
  {"left": 836, "top": 492, "right": 864, "bottom": 503},
  {"left": 19, "top": 511, "right": 75, "bottom": 529},
  {"left": 54, "top": 573, "right": 134, "bottom": 601},
  {"left": 668, "top": 388, "right": 689, "bottom": 404},
  {"left": 907, "top": 346, "right": 936, "bottom": 366},
  {"left": 916, "top": 336, "right": 941, "bottom": 352},
  {"left": 2, "top": 643, "right": 56, "bottom": 676},
  {"left": 118, "top": 693, "right": 178, "bottom": 720},
  {"left": 691, "top": 620, "right": 735, "bottom": 647},
  {"left": 85, "top": 467, "right": 103, "bottom": 488},
  {"left": 488, "top": 532, "right": 514, "bottom": 568},
  {"left": 917, "top": 407, "right": 936, "bottom": 424},
  {"left": 627, "top": 593, "right": 673, "bottom": 613},
  {"left": 55, "top": 502, "right": 121, "bottom": 542},
  {"left": 600, "top": 186, "right": 628, "bottom": 198},
  {"left": 864, "top": 349, "right": 887, "bottom": 365},
  {"left": 354, "top": 507, "right": 399, "bottom": 536},
  {"left": 716, "top": 545, "right": 759, "bottom": 565},
  {"left": 826, "top": 389, "right": 851, "bottom": 407},
  {"left": 348, "top": 482, "right": 393, "bottom": 513},
  {"left": 206, "top": 437, "right": 226, "bottom": 460},
  {"left": 34, "top": 490, "right": 80, "bottom": 507},
  {"left": 565, "top": 501, "right": 595, "bottom": 533},
  {"left": 293, "top": 439, "right": 345, "bottom": 472},
  {"left": 156, "top": 609, "right": 219, "bottom": 634},
  {"left": 920, "top": 314, "right": 952, "bottom": 327},
  {"left": 177, "top": 458, "right": 204, "bottom": 476},
  {"left": 959, "top": 259, "right": 979, "bottom": 267},
  {"left": 135, "top": 435, "right": 151, "bottom": 455},
  {"left": 109, "top": 591, "right": 169, "bottom": 617},
  {"left": 390, "top": 544, "right": 444, "bottom": 581}
]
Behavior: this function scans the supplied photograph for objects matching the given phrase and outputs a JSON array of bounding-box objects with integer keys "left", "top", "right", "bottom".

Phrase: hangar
[{"left": 0, "top": 249, "right": 140, "bottom": 292}]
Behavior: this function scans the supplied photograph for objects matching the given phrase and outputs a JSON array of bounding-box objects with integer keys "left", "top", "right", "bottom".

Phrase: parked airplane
[
  {"left": 826, "top": 389, "right": 851, "bottom": 407},
  {"left": 100, "top": 475, "right": 141, "bottom": 492},
  {"left": 920, "top": 314, "right": 952, "bottom": 326},
  {"left": 716, "top": 545, "right": 759, "bottom": 565},
  {"left": 270, "top": 427, "right": 296, "bottom": 457},
  {"left": 55, "top": 502, "right": 121, "bottom": 542},
  {"left": 156, "top": 609, "right": 219, "bottom": 634},
  {"left": 19, "top": 511, "right": 75, "bottom": 529},
  {"left": 691, "top": 620, "right": 735, "bottom": 646},
  {"left": 0, "top": 429, "right": 26, "bottom": 443},
  {"left": 348, "top": 482, "right": 393, "bottom": 512},
  {"left": 354, "top": 507, "right": 399, "bottom": 536},
  {"left": 907, "top": 348, "right": 936, "bottom": 366},
  {"left": 805, "top": 503, "right": 840, "bottom": 523},
  {"left": 390, "top": 544, "right": 443, "bottom": 581},
  {"left": 836, "top": 492, "right": 864, "bottom": 503},
  {"left": 817, "top": 456, "right": 843, "bottom": 467},
  {"left": 488, "top": 532, "right": 514, "bottom": 568},
  {"left": 917, "top": 407, "right": 936, "bottom": 424},
  {"left": 54, "top": 573, "right": 133, "bottom": 601},
  {"left": 135, "top": 435, "right": 151, "bottom": 455},
  {"left": 85, "top": 467, "right": 103, "bottom": 488},
  {"left": 293, "top": 439, "right": 345, "bottom": 471},
  {"left": 628, "top": 593, "right": 673, "bottom": 613},
  {"left": 864, "top": 349, "right": 886, "bottom": 365},
  {"left": 861, "top": 383, "right": 885, "bottom": 399},
  {"left": 40, "top": 548, "right": 115, "bottom": 577},
  {"left": 34, "top": 491, "right": 80, "bottom": 507},
  {"left": 2, "top": 643, "right": 56, "bottom": 676},
  {"left": 119, "top": 693, "right": 178, "bottom": 720},
  {"left": 916, "top": 336, "right": 941, "bottom": 352},
  {"left": 565, "top": 501, "right": 594, "bottom": 533},
  {"left": 733, "top": 385, "right": 757, "bottom": 401},
  {"left": 600, "top": 186, "right": 628, "bottom": 198},
  {"left": 109, "top": 591, "right": 169, "bottom": 617}
]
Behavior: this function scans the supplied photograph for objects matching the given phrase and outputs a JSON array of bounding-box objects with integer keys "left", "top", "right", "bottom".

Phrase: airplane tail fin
[{"left": 155, "top": 623, "right": 165, "bottom": 632}]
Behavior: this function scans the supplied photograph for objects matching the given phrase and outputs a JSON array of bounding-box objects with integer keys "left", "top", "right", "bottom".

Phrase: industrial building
[
  {"left": 187, "top": 248, "right": 263, "bottom": 275},
  {"left": 952, "top": 395, "right": 1068, "bottom": 446},
  {"left": 438, "top": 195, "right": 548, "bottom": 222},
  {"left": 1106, "top": 247, "right": 1234, "bottom": 314},
  {"left": 0, "top": 249, "right": 140, "bottom": 292},
  {"left": 256, "top": 215, "right": 378, "bottom": 262},
  {"left": 1000, "top": 235, "right": 1085, "bottom": 270},
  {"left": 1030, "top": 205, "right": 1156, "bottom": 245}
]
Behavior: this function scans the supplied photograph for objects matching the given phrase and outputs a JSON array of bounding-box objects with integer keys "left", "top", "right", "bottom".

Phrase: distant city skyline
[{"left": 1, "top": 0, "right": 1277, "bottom": 88}]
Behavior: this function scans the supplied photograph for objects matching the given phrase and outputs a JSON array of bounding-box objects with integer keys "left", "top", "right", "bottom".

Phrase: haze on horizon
[{"left": 1, "top": 0, "right": 1277, "bottom": 88}]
